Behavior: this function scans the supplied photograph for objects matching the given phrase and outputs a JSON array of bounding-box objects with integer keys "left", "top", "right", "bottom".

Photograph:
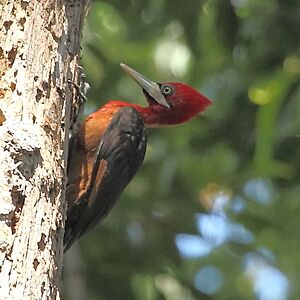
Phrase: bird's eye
[{"left": 161, "top": 85, "right": 173, "bottom": 96}]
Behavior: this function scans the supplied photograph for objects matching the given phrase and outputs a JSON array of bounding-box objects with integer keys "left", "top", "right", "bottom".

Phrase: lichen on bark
[{"left": 0, "top": 0, "right": 89, "bottom": 298}]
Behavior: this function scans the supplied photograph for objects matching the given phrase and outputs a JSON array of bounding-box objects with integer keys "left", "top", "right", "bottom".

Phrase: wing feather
[{"left": 64, "top": 107, "right": 147, "bottom": 251}]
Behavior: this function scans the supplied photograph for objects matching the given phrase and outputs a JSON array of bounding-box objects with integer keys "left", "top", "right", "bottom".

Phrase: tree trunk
[{"left": 0, "top": 0, "right": 89, "bottom": 298}]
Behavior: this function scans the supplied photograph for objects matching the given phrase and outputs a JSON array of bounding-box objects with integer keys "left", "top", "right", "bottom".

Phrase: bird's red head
[
  {"left": 118, "top": 64, "right": 212, "bottom": 127},
  {"left": 142, "top": 81, "right": 211, "bottom": 126}
]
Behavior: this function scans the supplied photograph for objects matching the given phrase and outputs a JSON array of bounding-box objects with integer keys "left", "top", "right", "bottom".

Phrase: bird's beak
[{"left": 120, "top": 63, "right": 170, "bottom": 109}]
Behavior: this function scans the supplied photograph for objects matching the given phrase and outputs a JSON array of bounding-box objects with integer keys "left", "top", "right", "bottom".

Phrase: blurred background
[{"left": 63, "top": 0, "right": 300, "bottom": 299}]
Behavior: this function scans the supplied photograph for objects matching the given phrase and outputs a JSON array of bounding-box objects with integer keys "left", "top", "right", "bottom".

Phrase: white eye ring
[{"left": 161, "top": 85, "right": 173, "bottom": 96}]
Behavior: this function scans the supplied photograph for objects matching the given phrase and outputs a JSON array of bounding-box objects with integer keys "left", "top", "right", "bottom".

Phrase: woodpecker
[{"left": 64, "top": 63, "right": 212, "bottom": 250}]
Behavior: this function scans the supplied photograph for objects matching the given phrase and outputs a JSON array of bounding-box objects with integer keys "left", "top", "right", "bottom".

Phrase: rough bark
[{"left": 0, "top": 0, "right": 89, "bottom": 299}]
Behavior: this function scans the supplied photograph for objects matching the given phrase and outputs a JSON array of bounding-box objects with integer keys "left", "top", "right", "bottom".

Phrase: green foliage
[{"left": 64, "top": 0, "right": 300, "bottom": 299}]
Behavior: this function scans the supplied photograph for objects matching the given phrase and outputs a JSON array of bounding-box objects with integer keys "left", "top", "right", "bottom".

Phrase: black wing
[{"left": 64, "top": 107, "right": 147, "bottom": 251}]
